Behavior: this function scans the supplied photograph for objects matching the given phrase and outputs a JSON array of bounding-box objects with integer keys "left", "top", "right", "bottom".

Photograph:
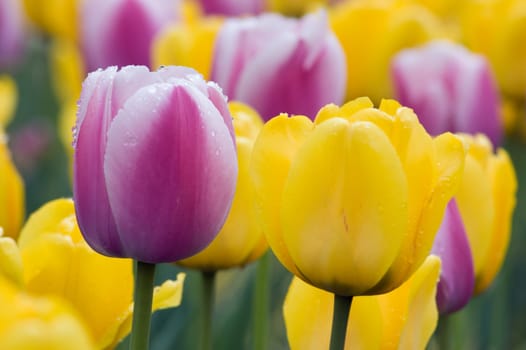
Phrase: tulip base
[
  {"left": 330, "top": 294, "right": 353, "bottom": 350},
  {"left": 130, "top": 261, "right": 156, "bottom": 350}
]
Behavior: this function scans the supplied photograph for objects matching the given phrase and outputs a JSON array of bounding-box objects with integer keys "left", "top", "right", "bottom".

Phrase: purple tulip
[
  {"left": 211, "top": 10, "right": 346, "bottom": 121},
  {"left": 73, "top": 65, "right": 238, "bottom": 263},
  {"left": 431, "top": 199, "right": 475, "bottom": 315},
  {"left": 197, "top": 0, "right": 263, "bottom": 16},
  {"left": 80, "top": 0, "right": 179, "bottom": 71},
  {"left": 0, "top": 0, "right": 26, "bottom": 68},
  {"left": 391, "top": 40, "right": 502, "bottom": 146}
]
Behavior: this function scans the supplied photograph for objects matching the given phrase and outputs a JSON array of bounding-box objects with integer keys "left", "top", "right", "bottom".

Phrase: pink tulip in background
[
  {"left": 73, "top": 65, "right": 238, "bottom": 263},
  {"left": 0, "top": 0, "right": 26, "bottom": 68},
  {"left": 197, "top": 0, "right": 263, "bottom": 16},
  {"left": 391, "top": 40, "right": 502, "bottom": 146},
  {"left": 80, "top": 0, "right": 179, "bottom": 71},
  {"left": 431, "top": 199, "right": 475, "bottom": 315},
  {"left": 211, "top": 10, "right": 346, "bottom": 121}
]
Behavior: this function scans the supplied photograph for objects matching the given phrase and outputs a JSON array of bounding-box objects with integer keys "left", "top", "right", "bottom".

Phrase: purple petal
[
  {"left": 198, "top": 0, "right": 263, "bottom": 16},
  {"left": 0, "top": 0, "right": 26, "bottom": 68},
  {"left": 74, "top": 68, "right": 124, "bottom": 257},
  {"left": 431, "top": 199, "right": 475, "bottom": 314},
  {"left": 103, "top": 81, "right": 238, "bottom": 263}
]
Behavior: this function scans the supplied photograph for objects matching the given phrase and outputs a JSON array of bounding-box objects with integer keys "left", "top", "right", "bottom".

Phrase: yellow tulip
[
  {"left": 284, "top": 255, "right": 441, "bottom": 350},
  {"left": 50, "top": 39, "right": 84, "bottom": 105},
  {"left": 0, "top": 130, "right": 25, "bottom": 240},
  {"left": 152, "top": 1, "right": 223, "bottom": 79},
  {"left": 0, "top": 75, "right": 17, "bottom": 127},
  {"left": 460, "top": 0, "right": 526, "bottom": 99},
  {"left": 0, "top": 229, "right": 23, "bottom": 286},
  {"left": 21, "top": 0, "right": 78, "bottom": 41},
  {"left": 0, "top": 276, "right": 95, "bottom": 350},
  {"left": 266, "top": 0, "right": 330, "bottom": 17},
  {"left": 251, "top": 97, "right": 465, "bottom": 296},
  {"left": 178, "top": 102, "right": 267, "bottom": 270},
  {"left": 454, "top": 134, "right": 517, "bottom": 294},
  {"left": 330, "top": 0, "right": 441, "bottom": 103},
  {"left": 15, "top": 198, "right": 185, "bottom": 349}
]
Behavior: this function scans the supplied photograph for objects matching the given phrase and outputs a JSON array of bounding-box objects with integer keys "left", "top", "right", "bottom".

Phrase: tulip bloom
[
  {"left": 0, "top": 276, "right": 95, "bottom": 350},
  {"left": 391, "top": 40, "right": 502, "bottom": 146},
  {"left": 152, "top": 3, "right": 223, "bottom": 79},
  {"left": 284, "top": 255, "right": 441, "bottom": 350},
  {"left": 73, "top": 65, "right": 237, "bottom": 263},
  {"left": 80, "top": 0, "right": 179, "bottom": 71},
  {"left": 197, "top": 0, "right": 263, "bottom": 16},
  {"left": 0, "top": 123, "right": 25, "bottom": 241},
  {"left": 455, "top": 134, "right": 517, "bottom": 294},
  {"left": 5, "top": 198, "right": 184, "bottom": 349},
  {"left": 22, "top": 0, "right": 78, "bottom": 41},
  {"left": 0, "top": 76, "right": 17, "bottom": 127},
  {"left": 179, "top": 102, "right": 266, "bottom": 271},
  {"left": 0, "top": 0, "right": 26, "bottom": 68},
  {"left": 251, "top": 97, "right": 465, "bottom": 296},
  {"left": 330, "top": 0, "right": 440, "bottom": 103},
  {"left": 461, "top": 0, "right": 526, "bottom": 98},
  {"left": 211, "top": 10, "right": 346, "bottom": 121},
  {"left": 267, "top": 0, "right": 342, "bottom": 17},
  {"left": 431, "top": 199, "right": 474, "bottom": 314}
]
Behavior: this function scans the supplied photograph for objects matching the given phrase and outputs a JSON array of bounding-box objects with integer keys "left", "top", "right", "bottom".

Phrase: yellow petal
[
  {"left": 250, "top": 114, "right": 314, "bottom": 277},
  {"left": 378, "top": 255, "right": 441, "bottom": 350},
  {"left": 314, "top": 97, "right": 374, "bottom": 125},
  {"left": 281, "top": 118, "right": 408, "bottom": 295},
  {"left": 108, "top": 274, "right": 185, "bottom": 350},
  {"left": 179, "top": 103, "right": 266, "bottom": 269},
  {"left": 151, "top": 5, "right": 223, "bottom": 79},
  {"left": 456, "top": 147, "right": 494, "bottom": 277},
  {"left": 0, "top": 277, "right": 94, "bottom": 350},
  {"left": 475, "top": 149, "right": 517, "bottom": 293},
  {"left": 0, "top": 76, "right": 17, "bottom": 127},
  {"left": 22, "top": 0, "right": 78, "bottom": 41},
  {"left": 0, "top": 134, "right": 25, "bottom": 240},
  {"left": 283, "top": 255, "right": 440, "bottom": 350},
  {"left": 0, "top": 230, "right": 23, "bottom": 286}
]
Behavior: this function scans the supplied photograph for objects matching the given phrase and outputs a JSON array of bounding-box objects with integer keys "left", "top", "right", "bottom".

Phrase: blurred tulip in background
[
  {"left": 211, "top": 10, "right": 346, "bottom": 121},
  {"left": 391, "top": 40, "right": 502, "bottom": 146},
  {"left": 455, "top": 133, "right": 517, "bottom": 294},
  {"left": 197, "top": 0, "right": 263, "bottom": 16},
  {"left": 0, "top": 0, "right": 27, "bottom": 68},
  {"left": 80, "top": 0, "right": 179, "bottom": 71}
]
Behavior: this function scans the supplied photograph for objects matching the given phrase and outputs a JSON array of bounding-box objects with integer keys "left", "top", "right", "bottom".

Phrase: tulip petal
[
  {"left": 0, "top": 135, "right": 24, "bottom": 240},
  {"left": 104, "top": 82, "right": 237, "bottom": 262},
  {"left": 475, "top": 149, "right": 517, "bottom": 293},
  {"left": 431, "top": 199, "right": 474, "bottom": 314},
  {"left": 74, "top": 68, "right": 125, "bottom": 256},
  {"left": 250, "top": 114, "right": 313, "bottom": 276},
  {"left": 282, "top": 118, "right": 408, "bottom": 295},
  {"left": 283, "top": 255, "right": 440, "bottom": 350},
  {"left": 0, "top": 232, "right": 22, "bottom": 286}
]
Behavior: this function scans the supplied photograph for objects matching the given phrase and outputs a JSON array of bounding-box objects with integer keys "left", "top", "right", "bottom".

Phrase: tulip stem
[
  {"left": 130, "top": 261, "right": 156, "bottom": 350},
  {"left": 201, "top": 271, "right": 216, "bottom": 350},
  {"left": 253, "top": 251, "right": 270, "bottom": 350},
  {"left": 330, "top": 294, "right": 353, "bottom": 350}
]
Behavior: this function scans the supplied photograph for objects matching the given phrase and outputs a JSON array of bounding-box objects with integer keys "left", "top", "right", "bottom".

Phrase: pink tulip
[
  {"left": 80, "top": 0, "right": 178, "bottom": 71},
  {"left": 211, "top": 10, "right": 346, "bottom": 121},
  {"left": 197, "top": 0, "right": 263, "bottom": 16},
  {"left": 0, "top": 0, "right": 26, "bottom": 68},
  {"left": 391, "top": 40, "right": 502, "bottom": 146},
  {"left": 431, "top": 199, "right": 475, "bottom": 314},
  {"left": 73, "top": 65, "right": 238, "bottom": 263}
]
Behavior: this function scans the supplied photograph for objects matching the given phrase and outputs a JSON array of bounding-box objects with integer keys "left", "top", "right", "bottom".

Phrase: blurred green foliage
[{"left": 7, "top": 35, "right": 526, "bottom": 350}]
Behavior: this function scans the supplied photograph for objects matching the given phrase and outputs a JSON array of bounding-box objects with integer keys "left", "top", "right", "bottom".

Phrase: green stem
[
  {"left": 130, "top": 261, "right": 156, "bottom": 350},
  {"left": 437, "top": 315, "right": 452, "bottom": 350},
  {"left": 253, "top": 251, "right": 270, "bottom": 350},
  {"left": 329, "top": 294, "right": 353, "bottom": 350},
  {"left": 201, "top": 271, "right": 216, "bottom": 350}
]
